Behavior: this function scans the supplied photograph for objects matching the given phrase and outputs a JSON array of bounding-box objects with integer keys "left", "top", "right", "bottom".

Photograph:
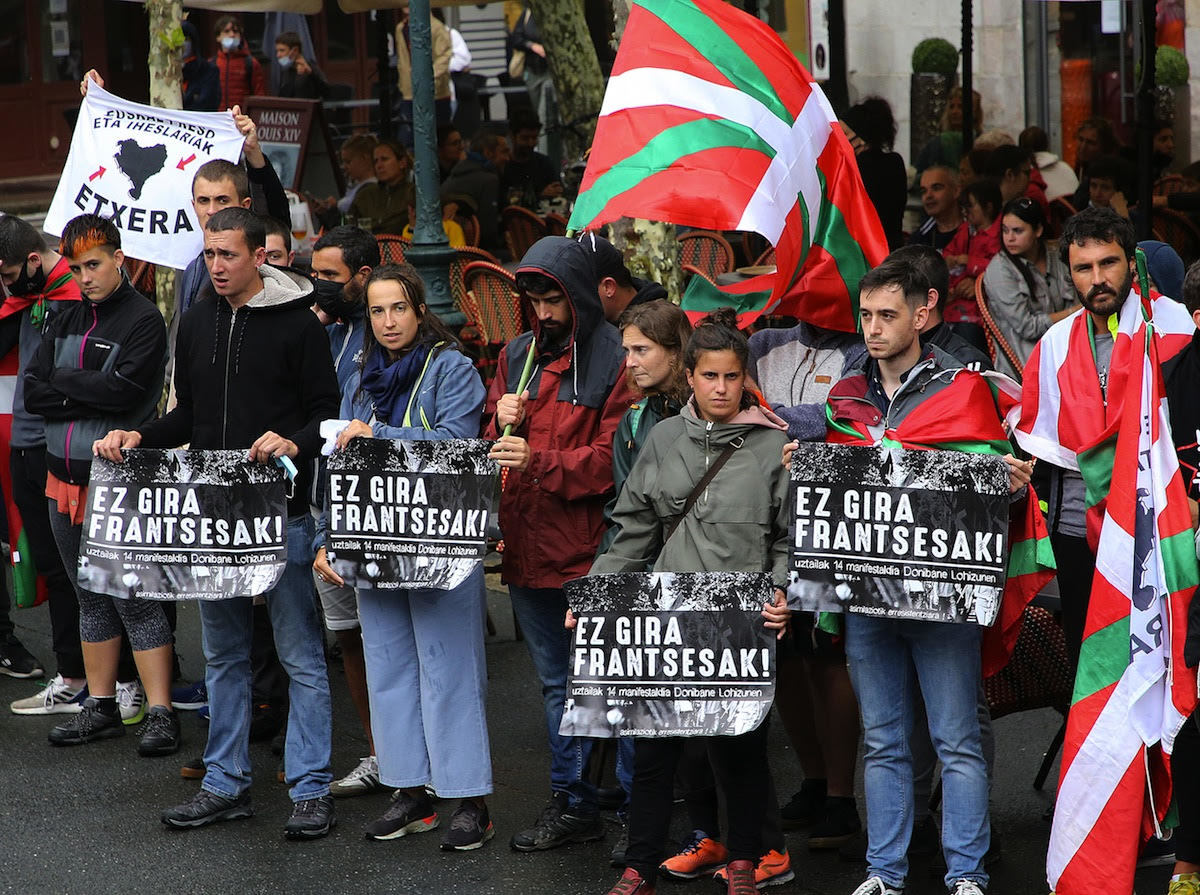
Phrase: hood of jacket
[{"left": 680, "top": 398, "right": 788, "bottom": 445}]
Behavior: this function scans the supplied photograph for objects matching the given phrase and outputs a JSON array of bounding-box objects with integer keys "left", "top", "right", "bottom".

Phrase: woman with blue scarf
[{"left": 312, "top": 264, "right": 494, "bottom": 850}]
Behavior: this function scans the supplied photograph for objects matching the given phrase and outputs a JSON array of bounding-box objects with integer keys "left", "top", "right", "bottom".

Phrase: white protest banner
[{"left": 44, "top": 82, "right": 244, "bottom": 270}]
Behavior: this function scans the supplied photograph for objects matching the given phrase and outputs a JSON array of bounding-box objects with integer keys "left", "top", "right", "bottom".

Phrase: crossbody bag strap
[{"left": 662, "top": 435, "right": 744, "bottom": 544}]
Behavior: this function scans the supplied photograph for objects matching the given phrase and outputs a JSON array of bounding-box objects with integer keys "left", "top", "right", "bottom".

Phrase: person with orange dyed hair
[{"left": 23, "top": 213, "right": 178, "bottom": 757}]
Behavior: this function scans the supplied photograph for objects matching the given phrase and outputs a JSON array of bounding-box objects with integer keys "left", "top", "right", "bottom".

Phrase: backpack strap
[{"left": 662, "top": 436, "right": 744, "bottom": 544}]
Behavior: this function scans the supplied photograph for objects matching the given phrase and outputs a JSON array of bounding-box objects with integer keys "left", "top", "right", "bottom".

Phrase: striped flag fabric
[
  {"left": 1043, "top": 299, "right": 1200, "bottom": 895},
  {"left": 0, "top": 348, "right": 46, "bottom": 608},
  {"left": 567, "top": 0, "right": 888, "bottom": 331}
]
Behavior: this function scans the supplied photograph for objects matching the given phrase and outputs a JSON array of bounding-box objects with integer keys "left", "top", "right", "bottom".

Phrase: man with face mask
[
  {"left": 273, "top": 31, "right": 327, "bottom": 100},
  {"left": 212, "top": 15, "right": 266, "bottom": 112}
]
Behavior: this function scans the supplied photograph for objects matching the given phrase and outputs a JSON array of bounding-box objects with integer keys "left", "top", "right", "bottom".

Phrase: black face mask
[
  {"left": 8, "top": 259, "right": 47, "bottom": 297},
  {"left": 311, "top": 276, "right": 361, "bottom": 321}
]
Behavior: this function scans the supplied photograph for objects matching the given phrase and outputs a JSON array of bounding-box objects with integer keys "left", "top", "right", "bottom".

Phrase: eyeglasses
[{"left": 1012, "top": 197, "right": 1036, "bottom": 211}]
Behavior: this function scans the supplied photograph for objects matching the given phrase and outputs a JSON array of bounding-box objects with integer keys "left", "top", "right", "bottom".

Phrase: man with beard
[
  {"left": 1013, "top": 206, "right": 1195, "bottom": 669},
  {"left": 307, "top": 225, "right": 384, "bottom": 798},
  {"left": 486, "top": 236, "right": 636, "bottom": 851}
]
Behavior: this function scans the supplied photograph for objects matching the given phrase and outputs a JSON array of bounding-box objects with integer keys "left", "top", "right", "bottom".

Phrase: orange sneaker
[
  {"left": 658, "top": 830, "right": 730, "bottom": 879},
  {"left": 713, "top": 849, "right": 795, "bottom": 889},
  {"left": 605, "top": 867, "right": 656, "bottom": 894}
]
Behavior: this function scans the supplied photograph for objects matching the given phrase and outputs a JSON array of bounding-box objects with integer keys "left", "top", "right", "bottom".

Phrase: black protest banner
[
  {"left": 560, "top": 571, "right": 775, "bottom": 738},
  {"left": 81, "top": 450, "right": 288, "bottom": 600},
  {"left": 789, "top": 442, "right": 1010, "bottom": 624},
  {"left": 325, "top": 438, "right": 498, "bottom": 591}
]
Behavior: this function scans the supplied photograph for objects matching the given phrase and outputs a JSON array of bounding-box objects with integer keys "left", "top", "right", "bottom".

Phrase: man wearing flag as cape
[{"left": 1011, "top": 206, "right": 1199, "bottom": 895}]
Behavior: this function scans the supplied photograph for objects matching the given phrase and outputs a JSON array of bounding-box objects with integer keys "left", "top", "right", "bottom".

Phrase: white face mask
[
  {"left": 220, "top": 35, "right": 239, "bottom": 51},
  {"left": 277, "top": 55, "right": 293, "bottom": 68}
]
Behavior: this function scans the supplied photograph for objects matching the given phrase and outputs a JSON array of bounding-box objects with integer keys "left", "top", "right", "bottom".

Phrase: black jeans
[
  {"left": 1049, "top": 532, "right": 1097, "bottom": 672},
  {"left": 624, "top": 721, "right": 774, "bottom": 880},
  {"left": 1174, "top": 712, "right": 1200, "bottom": 864}
]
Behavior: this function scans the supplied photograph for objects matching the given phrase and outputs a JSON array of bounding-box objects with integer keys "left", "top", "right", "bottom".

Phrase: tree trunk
[
  {"left": 528, "top": 0, "right": 604, "bottom": 160},
  {"left": 145, "top": 0, "right": 183, "bottom": 320}
]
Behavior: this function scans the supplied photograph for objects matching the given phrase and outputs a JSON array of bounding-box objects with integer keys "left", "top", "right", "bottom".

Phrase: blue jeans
[
  {"left": 509, "top": 585, "right": 596, "bottom": 813},
  {"left": 844, "top": 614, "right": 989, "bottom": 890},
  {"left": 199, "top": 516, "right": 332, "bottom": 802}
]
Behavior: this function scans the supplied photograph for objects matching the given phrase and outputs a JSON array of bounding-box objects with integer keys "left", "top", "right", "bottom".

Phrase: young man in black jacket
[
  {"left": 96, "top": 208, "right": 341, "bottom": 838},
  {"left": 24, "top": 214, "right": 179, "bottom": 756}
]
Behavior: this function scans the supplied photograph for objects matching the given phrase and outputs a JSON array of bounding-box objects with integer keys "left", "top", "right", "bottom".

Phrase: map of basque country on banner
[{"left": 44, "top": 83, "right": 245, "bottom": 270}]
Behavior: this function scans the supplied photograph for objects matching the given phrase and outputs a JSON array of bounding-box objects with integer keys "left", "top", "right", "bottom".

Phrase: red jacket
[
  {"left": 483, "top": 237, "right": 636, "bottom": 589},
  {"left": 213, "top": 47, "right": 266, "bottom": 111}
]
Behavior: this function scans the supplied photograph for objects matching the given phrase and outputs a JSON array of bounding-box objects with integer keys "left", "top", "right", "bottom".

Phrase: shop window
[{"left": 42, "top": 0, "right": 83, "bottom": 83}]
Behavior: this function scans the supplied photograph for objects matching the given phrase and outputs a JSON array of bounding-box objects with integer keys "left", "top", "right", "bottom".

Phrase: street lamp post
[{"left": 402, "top": 0, "right": 462, "bottom": 324}]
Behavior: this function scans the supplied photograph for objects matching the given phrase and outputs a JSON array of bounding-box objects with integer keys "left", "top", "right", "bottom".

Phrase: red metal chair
[
  {"left": 1045, "top": 196, "right": 1076, "bottom": 240},
  {"left": 975, "top": 276, "right": 1023, "bottom": 379},
  {"left": 448, "top": 246, "right": 503, "bottom": 317},
  {"left": 1155, "top": 174, "right": 1185, "bottom": 197},
  {"left": 463, "top": 260, "right": 523, "bottom": 344},
  {"left": 1152, "top": 206, "right": 1200, "bottom": 267},
  {"left": 543, "top": 212, "right": 568, "bottom": 237},
  {"left": 753, "top": 245, "right": 777, "bottom": 267},
  {"left": 457, "top": 214, "right": 480, "bottom": 247},
  {"left": 679, "top": 230, "right": 735, "bottom": 280},
  {"left": 502, "top": 206, "right": 547, "bottom": 262},
  {"left": 122, "top": 256, "right": 156, "bottom": 299},
  {"left": 681, "top": 263, "right": 715, "bottom": 286},
  {"left": 375, "top": 234, "right": 409, "bottom": 265}
]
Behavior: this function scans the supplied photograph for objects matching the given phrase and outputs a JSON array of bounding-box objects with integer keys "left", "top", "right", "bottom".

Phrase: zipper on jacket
[
  {"left": 703, "top": 420, "right": 713, "bottom": 503},
  {"left": 221, "top": 306, "right": 237, "bottom": 448},
  {"left": 64, "top": 304, "right": 101, "bottom": 481}
]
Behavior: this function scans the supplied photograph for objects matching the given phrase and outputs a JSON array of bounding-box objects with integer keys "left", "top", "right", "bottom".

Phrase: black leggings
[
  {"left": 624, "top": 721, "right": 773, "bottom": 881},
  {"left": 1050, "top": 532, "right": 1096, "bottom": 672},
  {"left": 1174, "top": 712, "right": 1200, "bottom": 864}
]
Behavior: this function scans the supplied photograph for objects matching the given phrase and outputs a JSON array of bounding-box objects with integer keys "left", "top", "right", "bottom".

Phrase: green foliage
[
  {"left": 1157, "top": 45, "right": 1190, "bottom": 88},
  {"left": 911, "top": 38, "right": 958, "bottom": 75}
]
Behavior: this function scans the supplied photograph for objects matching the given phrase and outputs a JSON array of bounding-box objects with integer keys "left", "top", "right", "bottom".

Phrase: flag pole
[{"left": 504, "top": 340, "right": 538, "bottom": 438}]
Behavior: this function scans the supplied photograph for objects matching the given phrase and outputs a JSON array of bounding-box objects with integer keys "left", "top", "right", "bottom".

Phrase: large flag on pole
[
  {"left": 567, "top": 0, "right": 888, "bottom": 331},
  {"left": 1039, "top": 297, "right": 1200, "bottom": 895}
]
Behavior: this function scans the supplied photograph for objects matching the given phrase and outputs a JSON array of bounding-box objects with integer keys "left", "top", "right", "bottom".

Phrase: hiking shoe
[
  {"left": 440, "top": 800, "right": 495, "bottom": 851},
  {"left": 170, "top": 680, "right": 208, "bottom": 710},
  {"left": 780, "top": 780, "right": 827, "bottom": 829},
  {"left": 1169, "top": 873, "right": 1200, "bottom": 895},
  {"left": 162, "top": 789, "right": 253, "bottom": 829},
  {"left": 330, "top": 755, "right": 382, "bottom": 798},
  {"left": 10, "top": 674, "right": 87, "bottom": 715},
  {"left": 510, "top": 793, "right": 604, "bottom": 852},
  {"left": 364, "top": 790, "right": 439, "bottom": 841},
  {"left": 180, "top": 757, "right": 205, "bottom": 779},
  {"left": 660, "top": 830, "right": 729, "bottom": 879},
  {"left": 0, "top": 636, "right": 43, "bottom": 679},
  {"left": 948, "top": 881, "right": 985, "bottom": 895},
  {"left": 606, "top": 867, "right": 656, "bottom": 894},
  {"left": 48, "top": 696, "right": 124, "bottom": 746},
  {"left": 722, "top": 859, "right": 758, "bottom": 895},
  {"left": 285, "top": 795, "right": 336, "bottom": 840},
  {"left": 117, "top": 679, "right": 146, "bottom": 725},
  {"left": 808, "top": 796, "right": 862, "bottom": 849},
  {"left": 137, "top": 705, "right": 181, "bottom": 757},
  {"left": 850, "top": 877, "right": 904, "bottom": 895},
  {"left": 611, "top": 820, "right": 629, "bottom": 867},
  {"left": 714, "top": 849, "right": 794, "bottom": 889}
]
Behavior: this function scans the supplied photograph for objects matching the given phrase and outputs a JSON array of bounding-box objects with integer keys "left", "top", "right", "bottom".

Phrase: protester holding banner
[
  {"left": 486, "top": 235, "right": 636, "bottom": 852},
  {"left": 23, "top": 214, "right": 178, "bottom": 756},
  {"left": 95, "top": 207, "right": 340, "bottom": 838},
  {"left": 313, "top": 263, "right": 495, "bottom": 849},
  {"left": 812, "top": 257, "right": 1035, "bottom": 895},
  {"left": 589, "top": 308, "right": 792, "bottom": 895}
]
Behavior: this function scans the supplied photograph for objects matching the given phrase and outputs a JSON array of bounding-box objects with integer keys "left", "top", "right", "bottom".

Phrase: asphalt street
[{"left": 0, "top": 591, "right": 1175, "bottom": 895}]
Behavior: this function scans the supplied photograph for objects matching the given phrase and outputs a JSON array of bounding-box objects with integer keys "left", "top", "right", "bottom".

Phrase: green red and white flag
[
  {"left": 1023, "top": 297, "right": 1199, "bottom": 895},
  {"left": 567, "top": 0, "right": 888, "bottom": 330},
  {"left": 0, "top": 347, "right": 47, "bottom": 609}
]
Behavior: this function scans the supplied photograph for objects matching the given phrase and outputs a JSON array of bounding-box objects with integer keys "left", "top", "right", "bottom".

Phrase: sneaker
[
  {"left": 948, "top": 881, "right": 985, "bottom": 895},
  {"left": 659, "top": 830, "right": 729, "bottom": 879},
  {"left": 808, "top": 796, "right": 862, "bottom": 849},
  {"left": 10, "top": 674, "right": 87, "bottom": 715},
  {"left": 48, "top": 696, "right": 124, "bottom": 746},
  {"left": 180, "top": 757, "right": 205, "bottom": 779},
  {"left": 1169, "top": 873, "right": 1200, "bottom": 895},
  {"left": 285, "top": 795, "right": 336, "bottom": 840},
  {"left": 137, "top": 705, "right": 181, "bottom": 757},
  {"left": 116, "top": 679, "right": 146, "bottom": 726},
  {"left": 0, "top": 636, "right": 43, "bottom": 679},
  {"left": 1137, "top": 835, "right": 1176, "bottom": 868},
  {"left": 364, "top": 790, "right": 440, "bottom": 841},
  {"left": 440, "top": 800, "right": 495, "bottom": 851},
  {"left": 170, "top": 680, "right": 208, "bottom": 710},
  {"left": 509, "top": 793, "right": 605, "bottom": 852},
  {"left": 162, "top": 789, "right": 254, "bottom": 829},
  {"left": 197, "top": 704, "right": 210, "bottom": 722},
  {"left": 606, "top": 867, "right": 656, "bottom": 894},
  {"left": 330, "top": 755, "right": 382, "bottom": 798},
  {"left": 611, "top": 821, "right": 629, "bottom": 867},
  {"left": 714, "top": 849, "right": 794, "bottom": 889},
  {"left": 722, "top": 859, "right": 758, "bottom": 895},
  {"left": 780, "top": 780, "right": 827, "bottom": 829},
  {"left": 850, "top": 877, "right": 904, "bottom": 895}
]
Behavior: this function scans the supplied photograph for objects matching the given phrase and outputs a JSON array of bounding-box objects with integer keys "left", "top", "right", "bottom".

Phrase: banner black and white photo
[
  {"left": 81, "top": 450, "right": 288, "bottom": 600},
  {"left": 789, "top": 442, "right": 1009, "bottom": 624},
  {"left": 560, "top": 572, "right": 776, "bottom": 738},
  {"left": 325, "top": 438, "right": 498, "bottom": 591}
]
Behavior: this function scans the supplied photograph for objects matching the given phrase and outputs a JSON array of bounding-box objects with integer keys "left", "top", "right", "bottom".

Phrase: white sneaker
[
  {"left": 851, "top": 877, "right": 904, "bottom": 895},
  {"left": 116, "top": 679, "right": 146, "bottom": 726},
  {"left": 10, "top": 674, "right": 87, "bottom": 715},
  {"left": 330, "top": 755, "right": 381, "bottom": 798},
  {"left": 949, "top": 881, "right": 985, "bottom": 895}
]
